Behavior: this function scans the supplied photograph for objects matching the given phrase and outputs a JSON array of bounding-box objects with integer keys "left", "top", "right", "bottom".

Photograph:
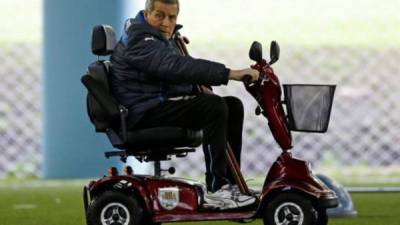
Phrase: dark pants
[{"left": 134, "top": 94, "right": 244, "bottom": 192}]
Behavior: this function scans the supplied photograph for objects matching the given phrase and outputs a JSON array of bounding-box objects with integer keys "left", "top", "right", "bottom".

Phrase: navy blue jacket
[{"left": 110, "top": 11, "right": 230, "bottom": 126}]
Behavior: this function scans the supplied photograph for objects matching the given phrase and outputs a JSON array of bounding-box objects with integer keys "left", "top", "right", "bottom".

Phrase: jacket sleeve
[{"left": 124, "top": 33, "right": 229, "bottom": 86}]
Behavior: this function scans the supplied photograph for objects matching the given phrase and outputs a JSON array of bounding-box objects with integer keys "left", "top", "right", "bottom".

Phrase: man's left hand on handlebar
[{"left": 228, "top": 68, "right": 260, "bottom": 82}]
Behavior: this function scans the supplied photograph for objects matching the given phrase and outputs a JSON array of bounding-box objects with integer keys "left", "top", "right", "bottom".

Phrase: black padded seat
[{"left": 125, "top": 127, "right": 202, "bottom": 149}]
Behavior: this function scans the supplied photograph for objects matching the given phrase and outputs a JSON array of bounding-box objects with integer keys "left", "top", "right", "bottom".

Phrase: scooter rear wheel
[
  {"left": 263, "top": 193, "right": 317, "bottom": 225},
  {"left": 87, "top": 190, "right": 143, "bottom": 225}
]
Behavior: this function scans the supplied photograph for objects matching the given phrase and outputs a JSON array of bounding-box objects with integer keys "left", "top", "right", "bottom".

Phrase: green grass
[
  {"left": 1, "top": 180, "right": 400, "bottom": 225},
  {"left": 0, "top": 182, "right": 85, "bottom": 225}
]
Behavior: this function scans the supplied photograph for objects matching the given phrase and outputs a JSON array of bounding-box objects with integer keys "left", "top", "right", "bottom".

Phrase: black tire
[
  {"left": 143, "top": 217, "right": 161, "bottom": 225},
  {"left": 316, "top": 209, "right": 328, "bottom": 225},
  {"left": 87, "top": 191, "right": 144, "bottom": 225},
  {"left": 263, "top": 193, "right": 317, "bottom": 225}
]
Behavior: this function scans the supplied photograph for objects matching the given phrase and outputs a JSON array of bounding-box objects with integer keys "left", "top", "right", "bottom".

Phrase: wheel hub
[
  {"left": 100, "top": 202, "right": 130, "bottom": 225},
  {"left": 286, "top": 213, "right": 293, "bottom": 221},
  {"left": 274, "top": 202, "right": 304, "bottom": 225},
  {"left": 112, "top": 214, "right": 120, "bottom": 221}
]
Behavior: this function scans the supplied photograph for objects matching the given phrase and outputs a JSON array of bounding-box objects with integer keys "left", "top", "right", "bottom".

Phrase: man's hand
[
  {"left": 200, "top": 85, "right": 214, "bottom": 94},
  {"left": 228, "top": 68, "right": 260, "bottom": 82}
]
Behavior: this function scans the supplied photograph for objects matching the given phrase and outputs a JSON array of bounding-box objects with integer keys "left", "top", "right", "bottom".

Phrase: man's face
[{"left": 144, "top": 1, "right": 178, "bottom": 40}]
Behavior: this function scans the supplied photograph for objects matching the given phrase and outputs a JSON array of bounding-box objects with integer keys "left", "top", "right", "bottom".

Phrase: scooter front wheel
[
  {"left": 316, "top": 209, "right": 328, "bottom": 225},
  {"left": 263, "top": 193, "right": 317, "bottom": 225}
]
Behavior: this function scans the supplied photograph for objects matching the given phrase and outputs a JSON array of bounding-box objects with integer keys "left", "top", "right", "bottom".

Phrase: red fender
[
  {"left": 246, "top": 59, "right": 292, "bottom": 150},
  {"left": 258, "top": 152, "right": 337, "bottom": 211},
  {"left": 88, "top": 176, "right": 152, "bottom": 214}
]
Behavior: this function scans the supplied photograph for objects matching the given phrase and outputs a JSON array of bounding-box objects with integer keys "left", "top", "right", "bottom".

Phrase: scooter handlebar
[{"left": 242, "top": 74, "right": 253, "bottom": 86}]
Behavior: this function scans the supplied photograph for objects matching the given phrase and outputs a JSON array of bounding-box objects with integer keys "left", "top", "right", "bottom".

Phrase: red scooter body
[
  {"left": 244, "top": 46, "right": 336, "bottom": 209},
  {"left": 262, "top": 152, "right": 337, "bottom": 208},
  {"left": 85, "top": 152, "right": 336, "bottom": 223},
  {"left": 85, "top": 175, "right": 258, "bottom": 223},
  {"left": 246, "top": 59, "right": 292, "bottom": 150}
]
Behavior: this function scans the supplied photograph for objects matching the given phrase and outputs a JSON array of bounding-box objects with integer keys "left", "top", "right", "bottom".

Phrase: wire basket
[{"left": 283, "top": 84, "right": 336, "bottom": 133}]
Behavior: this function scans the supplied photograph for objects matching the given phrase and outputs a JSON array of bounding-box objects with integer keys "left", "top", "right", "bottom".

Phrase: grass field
[{"left": 1, "top": 180, "right": 400, "bottom": 225}]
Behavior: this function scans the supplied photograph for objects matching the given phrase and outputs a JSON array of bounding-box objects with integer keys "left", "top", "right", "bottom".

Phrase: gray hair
[{"left": 145, "top": 0, "right": 180, "bottom": 13}]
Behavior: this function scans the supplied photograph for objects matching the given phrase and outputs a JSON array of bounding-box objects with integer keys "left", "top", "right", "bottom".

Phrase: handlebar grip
[{"left": 242, "top": 74, "right": 253, "bottom": 85}]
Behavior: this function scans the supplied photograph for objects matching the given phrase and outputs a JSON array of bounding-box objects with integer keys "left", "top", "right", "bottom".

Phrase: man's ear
[{"left": 144, "top": 10, "right": 149, "bottom": 19}]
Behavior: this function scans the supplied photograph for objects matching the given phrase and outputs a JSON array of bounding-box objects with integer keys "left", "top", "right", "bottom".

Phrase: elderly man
[{"left": 110, "top": 0, "right": 259, "bottom": 208}]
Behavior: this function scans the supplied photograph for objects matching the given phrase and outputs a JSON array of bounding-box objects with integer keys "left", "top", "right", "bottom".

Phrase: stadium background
[{"left": 1, "top": 0, "right": 399, "bottom": 187}]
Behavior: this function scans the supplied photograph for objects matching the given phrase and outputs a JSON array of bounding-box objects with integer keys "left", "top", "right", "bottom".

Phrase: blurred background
[
  {"left": 1, "top": 1, "right": 400, "bottom": 225},
  {"left": 1, "top": 0, "right": 399, "bottom": 186},
  {"left": 1, "top": 0, "right": 42, "bottom": 179}
]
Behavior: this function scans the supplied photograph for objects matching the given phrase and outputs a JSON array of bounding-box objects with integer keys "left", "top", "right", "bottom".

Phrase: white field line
[
  {"left": 347, "top": 187, "right": 400, "bottom": 193},
  {"left": 0, "top": 179, "right": 91, "bottom": 189},
  {"left": 12, "top": 204, "right": 37, "bottom": 210}
]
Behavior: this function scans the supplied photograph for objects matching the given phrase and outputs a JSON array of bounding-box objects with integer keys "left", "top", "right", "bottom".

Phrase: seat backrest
[{"left": 81, "top": 25, "right": 119, "bottom": 132}]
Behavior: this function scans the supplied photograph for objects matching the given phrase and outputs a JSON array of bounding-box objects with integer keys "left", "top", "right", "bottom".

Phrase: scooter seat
[
  {"left": 125, "top": 127, "right": 202, "bottom": 150},
  {"left": 83, "top": 25, "right": 202, "bottom": 162},
  {"left": 103, "top": 126, "right": 201, "bottom": 161}
]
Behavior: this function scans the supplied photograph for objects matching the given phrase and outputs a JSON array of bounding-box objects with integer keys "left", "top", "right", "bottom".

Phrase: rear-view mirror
[
  {"left": 249, "top": 41, "right": 263, "bottom": 64},
  {"left": 269, "top": 41, "right": 280, "bottom": 65}
]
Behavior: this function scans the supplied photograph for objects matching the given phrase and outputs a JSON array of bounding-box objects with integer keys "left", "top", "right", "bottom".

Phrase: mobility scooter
[{"left": 81, "top": 24, "right": 338, "bottom": 225}]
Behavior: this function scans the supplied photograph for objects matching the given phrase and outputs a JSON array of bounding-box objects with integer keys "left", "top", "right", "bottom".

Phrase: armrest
[
  {"left": 119, "top": 105, "right": 128, "bottom": 142},
  {"left": 81, "top": 74, "right": 129, "bottom": 141},
  {"left": 81, "top": 74, "right": 119, "bottom": 119}
]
